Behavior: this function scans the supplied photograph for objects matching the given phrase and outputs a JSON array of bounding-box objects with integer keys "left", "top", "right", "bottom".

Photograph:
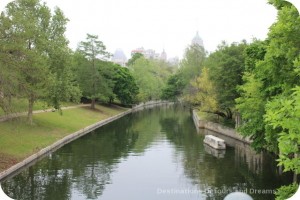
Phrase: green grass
[{"left": 0, "top": 104, "right": 128, "bottom": 171}]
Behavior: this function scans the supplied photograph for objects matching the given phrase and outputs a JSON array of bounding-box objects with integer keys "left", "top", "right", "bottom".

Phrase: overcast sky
[{"left": 1, "top": 0, "right": 299, "bottom": 59}]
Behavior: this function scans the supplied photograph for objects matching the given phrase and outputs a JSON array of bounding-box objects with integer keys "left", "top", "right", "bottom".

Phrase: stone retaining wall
[
  {"left": 192, "top": 110, "right": 252, "bottom": 144},
  {"left": 0, "top": 101, "right": 172, "bottom": 182}
]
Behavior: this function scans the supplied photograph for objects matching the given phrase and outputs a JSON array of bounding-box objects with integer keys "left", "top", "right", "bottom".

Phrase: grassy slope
[{"left": 0, "top": 104, "right": 128, "bottom": 172}]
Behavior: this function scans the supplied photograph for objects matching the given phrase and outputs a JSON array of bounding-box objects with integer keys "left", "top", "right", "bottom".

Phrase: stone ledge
[{"left": 192, "top": 110, "right": 252, "bottom": 144}]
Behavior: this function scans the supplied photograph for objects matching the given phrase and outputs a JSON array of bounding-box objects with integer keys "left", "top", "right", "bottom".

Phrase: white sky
[{"left": 0, "top": 0, "right": 299, "bottom": 59}]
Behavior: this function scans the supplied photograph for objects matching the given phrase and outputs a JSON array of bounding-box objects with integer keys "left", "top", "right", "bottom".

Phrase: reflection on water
[
  {"left": 204, "top": 144, "right": 226, "bottom": 158},
  {"left": 1, "top": 105, "right": 293, "bottom": 200}
]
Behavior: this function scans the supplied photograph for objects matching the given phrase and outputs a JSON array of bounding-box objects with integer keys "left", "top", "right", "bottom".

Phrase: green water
[{"left": 1, "top": 105, "right": 293, "bottom": 200}]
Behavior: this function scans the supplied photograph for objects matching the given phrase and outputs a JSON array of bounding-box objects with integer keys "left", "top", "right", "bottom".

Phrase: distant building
[
  {"left": 160, "top": 49, "right": 167, "bottom": 61},
  {"left": 168, "top": 56, "right": 179, "bottom": 66},
  {"left": 192, "top": 31, "right": 204, "bottom": 48},
  {"left": 131, "top": 47, "right": 166, "bottom": 61},
  {"left": 131, "top": 47, "right": 145, "bottom": 56},
  {"left": 112, "top": 48, "right": 127, "bottom": 67}
]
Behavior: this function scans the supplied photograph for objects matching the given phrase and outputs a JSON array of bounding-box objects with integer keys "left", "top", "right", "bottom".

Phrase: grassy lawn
[{"left": 0, "top": 104, "right": 128, "bottom": 172}]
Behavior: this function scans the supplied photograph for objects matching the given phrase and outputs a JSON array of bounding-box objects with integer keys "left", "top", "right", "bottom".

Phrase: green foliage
[
  {"left": 75, "top": 34, "right": 112, "bottom": 108},
  {"left": 275, "top": 183, "right": 299, "bottom": 200},
  {"left": 161, "top": 44, "right": 206, "bottom": 101},
  {"left": 180, "top": 44, "right": 206, "bottom": 85},
  {"left": 236, "top": 73, "right": 267, "bottom": 150},
  {"left": 244, "top": 39, "right": 267, "bottom": 71},
  {"left": 111, "top": 66, "right": 139, "bottom": 105},
  {"left": 237, "top": 3, "right": 300, "bottom": 153},
  {"left": 258, "top": 5, "right": 300, "bottom": 98},
  {"left": 184, "top": 67, "right": 218, "bottom": 112},
  {"left": 206, "top": 41, "right": 247, "bottom": 119},
  {"left": 0, "top": 0, "right": 80, "bottom": 123},
  {"left": 127, "top": 53, "right": 143, "bottom": 66},
  {"left": 161, "top": 73, "right": 185, "bottom": 100},
  {"left": 45, "top": 8, "right": 81, "bottom": 109},
  {"left": 265, "top": 87, "right": 300, "bottom": 174},
  {"left": 130, "top": 57, "right": 173, "bottom": 102}
]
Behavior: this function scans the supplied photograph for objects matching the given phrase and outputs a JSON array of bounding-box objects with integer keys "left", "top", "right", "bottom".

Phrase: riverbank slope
[{"left": 0, "top": 104, "right": 128, "bottom": 173}]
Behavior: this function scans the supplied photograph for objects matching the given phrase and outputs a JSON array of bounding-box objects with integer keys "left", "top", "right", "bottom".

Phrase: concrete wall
[
  {"left": 192, "top": 110, "right": 252, "bottom": 144},
  {"left": 0, "top": 101, "right": 172, "bottom": 182}
]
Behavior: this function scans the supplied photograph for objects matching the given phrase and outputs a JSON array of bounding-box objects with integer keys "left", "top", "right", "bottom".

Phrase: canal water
[{"left": 1, "top": 105, "right": 293, "bottom": 200}]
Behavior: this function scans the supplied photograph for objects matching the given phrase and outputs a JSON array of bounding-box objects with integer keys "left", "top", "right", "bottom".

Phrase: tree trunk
[
  {"left": 293, "top": 153, "right": 298, "bottom": 183},
  {"left": 225, "top": 108, "right": 232, "bottom": 119},
  {"left": 109, "top": 97, "right": 113, "bottom": 105},
  {"left": 91, "top": 98, "right": 95, "bottom": 109},
  {"left": 27, "top": 95, "right": 34, "bottom": 124},
  {"left": 204, "top": 110, "right": 227, "bottom": 118},
  {"left": 235, "top": 112, "right": 242, "bottom": 128}
]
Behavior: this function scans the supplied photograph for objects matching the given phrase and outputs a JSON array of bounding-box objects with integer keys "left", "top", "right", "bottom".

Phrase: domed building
[
  {"left": 112, "top": 48, "right": 127, "bottom": 67},
  {"left": 160, "top": 49, "right": 167, "bottom": 61},
  {"left": 192, "top": 31, "right": 204, "bottom": 48}
]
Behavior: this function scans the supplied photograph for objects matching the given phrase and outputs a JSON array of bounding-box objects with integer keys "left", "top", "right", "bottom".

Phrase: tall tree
[
  {"left": 129, "top": 57, "right": 172, "bottom": 102},
  {"left": 237, "top": 2, "right": 300, "bottom": 151},
  {"left": 111, "top": 66, "right": 138, "bottom": 105},
  {"left": 46, "top": 7, "right": 81, "bottom": 109},
  {"left": 127, "top": 52, "right": 143, "bottom": 66},
  {"left": 179, "top": 44, "right": 206, "bottom": 88},
  {"left": 184, "top": 67, "right": 218, "bottom": 112},
  {"left": 205, "top": 41, "right": 247, "bottom": 119},
  {"left": 236, "top": 2, "right": 300, "bottom": 197},
  {"left": 2, "top": 0, "right": 53, "bottom": 124},
  {"left": 161, "top": 44, "right": 206, "bottom": 101},
  {"left": 1, "top": 0, "right": 80, "bottom": 123},
  {"left": 76, "top": 34, "right": 111, "bottom": 109},
  {"left": 235, "top": 40, "right": 267, "bottom": 150},
  {"left": 0, "top": 11, "right": 18, "bottom": 114}
]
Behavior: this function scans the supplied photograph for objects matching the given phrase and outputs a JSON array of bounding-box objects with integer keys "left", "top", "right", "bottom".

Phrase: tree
[
  {"left": 161, "top": 73, "right": 185, "bottom": 101},
  {"left": 129, "top": 57, "right": 172, "bottom": 102},
  {"left": 111, "top": 66, "right": 138, "bottom": 105},
  {"left": 161, "top": 44, "right": 206, "bottom": 101},
  {"left": 1, "top": 0, "right": 54, "bottom": 124},
  {"left": 265, "top": 87, "right": 300, "bottom": 176},
  {"left": 236, "top": 1, "right": 300, "bottom": 197},
  {"left": 180, "top": 44, "right": 206, "bottom": 85},
  {"left": 0, "top": 11, "right": 19, "bottom": 114},
  {"left": 127, "top": 53, "right": 143, "bottom": 66},
  {"left": 206, "top": 41, "right": 247, "bottom": 119},
  {"left": 46, "top": 8, "right": 81, "bottom": 109},
  {"left": 184, "top": 67, "right": 218, "bottom": 112},
  {"left": 234, "top": 40, "right": 268, "bottom": 150},
  {"left": 237, "top": 2, "right": 300, "bottom": 151},
  {"left": 186, "top": 67, "right": 218, "bottom": 113},
  {"left": 236, "top": 73, "right": 267, "bottom": 150},
  {"left": 0, "top": 0, "right": 80, "bottom": 123},
  {"left": 76, "top": 34, "right": 111, "bottom": 109}
]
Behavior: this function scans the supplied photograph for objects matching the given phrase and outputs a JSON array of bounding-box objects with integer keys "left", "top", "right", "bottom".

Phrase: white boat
[{"left": 203, "top": 135, "right": 226, "bottom": 150}]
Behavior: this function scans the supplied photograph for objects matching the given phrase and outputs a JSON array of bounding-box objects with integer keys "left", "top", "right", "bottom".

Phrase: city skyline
[{"left": 1, "top": 0, "right": 299, "bottom": 59}]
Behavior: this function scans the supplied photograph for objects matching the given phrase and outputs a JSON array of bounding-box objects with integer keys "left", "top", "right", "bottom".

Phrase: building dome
[
  {"left": 192, "top": 31, "right": 204, "bottom": 47},
  {"left": 112, "top": 48, "right": 127, "bottom": 67}
]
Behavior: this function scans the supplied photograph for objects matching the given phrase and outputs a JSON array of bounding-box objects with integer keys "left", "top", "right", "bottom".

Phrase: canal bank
[
  {"left": 192, "top": 110, "right": 252, "bottom": 144},
  {"left": 0, "top": 101, "right": 173, "bottom": 182}
]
